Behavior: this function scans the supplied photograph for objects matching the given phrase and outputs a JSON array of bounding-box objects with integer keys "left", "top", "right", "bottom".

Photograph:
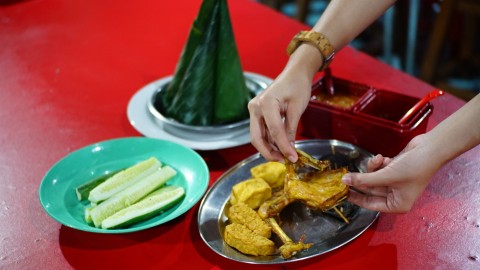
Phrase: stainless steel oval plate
[{"left": 197, "top": 139, "right": 379, "bottom": 264}]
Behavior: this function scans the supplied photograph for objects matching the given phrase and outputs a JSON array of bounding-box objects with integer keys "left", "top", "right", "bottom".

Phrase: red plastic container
[
  {"left": 310, "top": 76, "right": 374, "bottom": 112},
  {"left": 300, "top": 77, "right": 433, "bottom": 157}
]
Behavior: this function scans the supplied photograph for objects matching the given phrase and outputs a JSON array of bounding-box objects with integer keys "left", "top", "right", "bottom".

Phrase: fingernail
[
  {"left": 342, "top": 174, "right": 351, "bottom": 185},
  {"left": 288, "top": 155, "right": 297, "bottom": 163}
]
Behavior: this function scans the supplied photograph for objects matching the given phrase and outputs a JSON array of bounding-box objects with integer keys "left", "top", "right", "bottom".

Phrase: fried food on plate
[
  {"left": 229, "top": 178, "right": 272, "bottom": 209},
  {"left": 224, "top": 223, "right": 275, "bottom": 256},
  {"left": 257, "top": 189, "right": 294, "bottom": 220},
  {"left": 285, "top": 167, "right": 349, "bottom": 212},
  {"left": 250, "top": 161, "right": 286, "bottom": 189},
  {"left": 266, "top": 217, "right": 313, "bottom": 259},
  {"left": 225, "top": 149, "right": 351, "bottom": 259},
  {"left": 227, "top": 202, "right": 271, "bottom": 238}
]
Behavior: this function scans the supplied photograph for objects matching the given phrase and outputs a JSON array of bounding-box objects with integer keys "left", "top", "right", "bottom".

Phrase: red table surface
[{"left": 1, "top": 0, "right": 479, "bottom": 269}]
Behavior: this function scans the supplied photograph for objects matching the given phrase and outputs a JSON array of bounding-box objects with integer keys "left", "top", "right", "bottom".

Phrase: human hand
[
  {"left": 341, "top": 134, "right": 442, "bottom": 213},
  {"left": 248, "top": 70, "right": 312, "bottom": 163}
]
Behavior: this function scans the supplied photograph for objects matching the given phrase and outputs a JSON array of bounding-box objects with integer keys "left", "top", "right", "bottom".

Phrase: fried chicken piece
[
  {"left": 225, "top": 149, "right": 349, "bottom": 259},
  {"left": 295, "top": 149, "right": 331, "bottom": 171},
  {"left": 254, "top": 150, "right": 349, "bottom": 259},
  {"left": 257, "top": 189, "right": 294, "bottom": 220},
  {"left": 224, "top": 223, "right": 275, "bottom": 256},
  {"left": 227, "top": 202, "right": 271, "bottom": 238},
  {"left": 279, "top": 240, "right": 313, "bottom": 259},
  {"left": 285, "top": 167, "right": 348, "bottom": 212},
  {"left": 257, "top": 149, "right": 341, "bottom": 219},
  {"left": 266, "top": 217, "right": 313, "bottom": 259}
]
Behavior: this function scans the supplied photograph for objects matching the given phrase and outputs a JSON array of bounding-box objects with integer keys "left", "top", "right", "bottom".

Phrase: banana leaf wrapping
[{"left": 155, "top": 0, "right": 250, "bottom": 126}]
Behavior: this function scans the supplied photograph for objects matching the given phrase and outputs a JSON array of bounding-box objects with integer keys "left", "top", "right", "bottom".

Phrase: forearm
[
  {"left": 284, "top": 0, "right": 396, "bottom": 82},
  {"left": 313, "top": 0, "right": 396, "bottom": 50},
  {"left": 425, "top": 94, "right": 480, "bottom": 166}
]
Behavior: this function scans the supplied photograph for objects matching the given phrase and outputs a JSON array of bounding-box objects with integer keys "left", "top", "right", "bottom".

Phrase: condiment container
[{"left": 300, "top": 76, "right": 433, "bottom": 157}]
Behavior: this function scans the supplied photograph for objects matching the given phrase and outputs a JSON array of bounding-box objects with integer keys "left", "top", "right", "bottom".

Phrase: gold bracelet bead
[{"left": 286, "top": 30, "right": 335, "bottom": 71}]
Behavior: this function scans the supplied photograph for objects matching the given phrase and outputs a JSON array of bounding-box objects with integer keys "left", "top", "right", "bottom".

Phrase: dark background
[{"left": 258, "top": 0, "right": 480, "bottom": 101}]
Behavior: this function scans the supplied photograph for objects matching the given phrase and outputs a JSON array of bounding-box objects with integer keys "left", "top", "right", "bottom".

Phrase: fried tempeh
[
  {"left": 228, "top": 202, "right": 271, "bottom": 238},
  {"left": 224, "top": 223, "right": 275, "bottom": 256}
]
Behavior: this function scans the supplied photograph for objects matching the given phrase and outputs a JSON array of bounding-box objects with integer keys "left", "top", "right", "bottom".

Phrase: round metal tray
[
  {"left": 197, "top": 139, "right": 379, "bottom": 264},
  {"left": 147, "top": 72, "right": 269, "bottom": 141}
]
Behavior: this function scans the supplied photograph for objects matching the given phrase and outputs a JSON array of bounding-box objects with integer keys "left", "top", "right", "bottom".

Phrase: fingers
[
  {"left": 248, "top": 96, "right": 294, "bottom": 162},
  {"left": 249, "top": 106, "right": 283, "bottom": 162},
  {"left": 282, "top": 103, "right": 305, "bottom": 163},
  {"left": 262, "top": 102, "right": 297, "bottom": 162},
  {"left": 347, "top": 189, "right": 412, "bottom": 214},
  {"left": 346, "top": 190, "right": 391, "bottom": 212},
  {"left": 246, "top": 74, "right": 314, "bottom": 163},
  {"left": 248, "top": 93, "right": 297, "bottom": 162},
  {"left": 367, "top": 154, "right": 391, "bottom": 172},
  {"left": 367, "top": 154, "right": 383, "bottom": 172},
  {"left": 350, "top": 185, "right": 388, "bottom": 197},
  {"left": 383, "top": 157, "right": 392, "bottom": 166},
  {"left": 342, "top": 169, "right": 394, "bottom": 188},
  {"left": 343, "top": 154, "right": 397, "bottom": 188}
]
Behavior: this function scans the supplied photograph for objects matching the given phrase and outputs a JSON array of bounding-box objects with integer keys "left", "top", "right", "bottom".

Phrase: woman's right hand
[
  {"left": 248, "top": 42, "right": 325, "bottom": 163},
  {"left": 248, "top": 68, "right": 313, "bottom": 163}
]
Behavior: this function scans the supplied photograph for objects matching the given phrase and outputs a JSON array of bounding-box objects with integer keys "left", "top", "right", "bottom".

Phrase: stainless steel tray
[
  {"left": 197, "top": 139, "right": 379, "bottom": 264},
  {"left": 147, "top": 72, "right": 269, "bottom": 141}
]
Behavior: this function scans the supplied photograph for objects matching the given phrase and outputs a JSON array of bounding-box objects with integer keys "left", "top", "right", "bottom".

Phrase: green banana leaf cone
[{"left": 154, "top": 0, "right": 250, "bottom": 126}]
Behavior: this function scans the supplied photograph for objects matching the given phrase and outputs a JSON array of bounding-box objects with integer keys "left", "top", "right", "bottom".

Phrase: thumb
[{"left": 284, "top": 101, "right": 307, "bottom": 143}]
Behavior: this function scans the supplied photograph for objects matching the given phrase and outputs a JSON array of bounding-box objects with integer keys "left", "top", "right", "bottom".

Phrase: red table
[{"left": 1, "top": 0, "right": 479, "bottom": 269}]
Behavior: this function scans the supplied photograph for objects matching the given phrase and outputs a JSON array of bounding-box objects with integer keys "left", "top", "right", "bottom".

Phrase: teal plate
[{"left": 39, "top": 137, "right": 209, "bottom": 233}]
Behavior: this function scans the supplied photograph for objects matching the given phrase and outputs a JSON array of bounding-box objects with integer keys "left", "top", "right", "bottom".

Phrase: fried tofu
[
  {"left": 230, "top": 178, "right": 272, "bottom": 209},
  {"left": 250, "top": 162, "right": 286, "bottom": 189}
]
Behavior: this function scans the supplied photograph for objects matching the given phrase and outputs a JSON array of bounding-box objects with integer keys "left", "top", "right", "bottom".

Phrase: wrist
[
  {"left": 285, "top": 44, "right": 324, "bottom": 81},
  {"left": 286, "top": 30, "right": 335, "bottom": 73},
  {"left": 419, "top": 132, "right": 451, "bottom": 170}
]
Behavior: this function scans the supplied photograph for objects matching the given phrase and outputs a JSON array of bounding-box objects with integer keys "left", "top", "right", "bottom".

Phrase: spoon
[{"left": 398, "top": 89, "right": 444, "bottom": 124}]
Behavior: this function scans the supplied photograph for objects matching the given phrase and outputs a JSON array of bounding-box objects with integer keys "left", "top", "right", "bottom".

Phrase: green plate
[{"left": 39, "top": 137, "right": 209, "bottom": 233}]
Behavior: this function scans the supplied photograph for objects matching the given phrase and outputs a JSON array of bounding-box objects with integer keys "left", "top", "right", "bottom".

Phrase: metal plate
[
  {"left": 127, "top": 72, "right": 272, "bottom": 150},
  {"left": 197, "top": 139, "right": 379, "bottom": 264},
  {"left": 147, "top": 72, "right": 269, "bottom": 141}
]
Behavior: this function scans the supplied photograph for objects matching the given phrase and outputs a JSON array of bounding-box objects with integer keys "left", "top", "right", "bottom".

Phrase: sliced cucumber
[
  {"left": 89, "top": 165, "right": 177, "bottom": 228},
  {"left": 75, "top": 170, "right": 120, "bottom": 201},
  {"left": 101, "top": 185, "right": 185, "bottom": 229},
  {"left": 88, "top": 157, "right": 162, "bottom": 204},
  {"left": 84, "top": 205, "right": 93, "bottom": 224}
]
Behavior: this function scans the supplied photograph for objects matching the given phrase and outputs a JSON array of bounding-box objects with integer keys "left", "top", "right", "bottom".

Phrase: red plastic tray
[
  {"left": 301, "top": 77, "right": 432, "bottom": 157},
  {"left": 310, "top": 76, "right": 374, "bottom": 112}
]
